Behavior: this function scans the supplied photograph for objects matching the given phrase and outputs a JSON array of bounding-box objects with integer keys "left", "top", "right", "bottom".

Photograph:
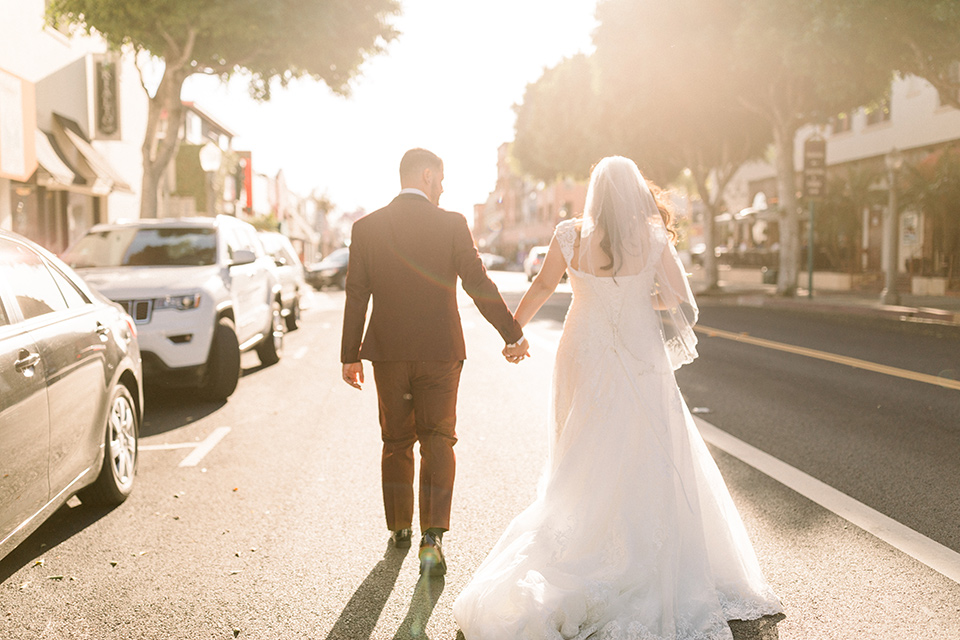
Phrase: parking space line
[
  {"left": 171, "top": 426, "right": 232, "bottom": 467},
  {"left": 695, "top": 416, "right": 960, "bottom": 585},
  {"left": 139, "top": 442, "right": 197, "bottom": 451},
  {"left": 293, "top": 346, "right": 309, "bottom": 360}
]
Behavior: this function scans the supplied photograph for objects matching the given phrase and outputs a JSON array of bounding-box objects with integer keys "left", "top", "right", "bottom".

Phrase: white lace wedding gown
[{"left": 453, "top": 219, "right": 783, "bottom": 640}]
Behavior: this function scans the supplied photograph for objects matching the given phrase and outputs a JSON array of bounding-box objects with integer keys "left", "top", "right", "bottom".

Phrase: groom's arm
[
  {"left": 341, "top": 224, "right": 372, "bottom": 364},
  {"left": 451, "top": 214, "right": 523, "bottom": 344}
]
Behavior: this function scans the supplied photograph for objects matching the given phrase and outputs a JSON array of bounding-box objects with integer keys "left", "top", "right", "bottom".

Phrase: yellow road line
[{"left": 696, "top": 325, "right": 960, "bottom": 391}]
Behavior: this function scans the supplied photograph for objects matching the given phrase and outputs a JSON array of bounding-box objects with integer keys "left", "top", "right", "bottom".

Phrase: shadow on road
[
  {"left": 141, "top": 386, "right": 225, "bottom": 437},
  {"left": 324, "top": 545, "right": 409, "bottom": 640},
  {"left": 392, "top": 572, "right": 445, "bottom": 639},
  {"left": 0, "top": 501, "right": 114, "bottom": 585}
]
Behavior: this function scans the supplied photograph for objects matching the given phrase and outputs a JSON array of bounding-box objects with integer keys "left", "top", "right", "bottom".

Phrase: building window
[
  {"left": 865, "top": 97, "right": 891, "bottom": 126},
  {"left": 830, "top": 111, "right": 852, "bottom": 134}
]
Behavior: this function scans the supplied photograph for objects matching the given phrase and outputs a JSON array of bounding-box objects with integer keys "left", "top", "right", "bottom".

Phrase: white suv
[{"left": 63, "top": 215, "right": 284, "bottom": 400}]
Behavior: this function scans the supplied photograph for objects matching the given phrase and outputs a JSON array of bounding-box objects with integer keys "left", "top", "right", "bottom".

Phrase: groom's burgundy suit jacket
[{"left": 341, "top": 193, "right": 522, "bottom": 363}]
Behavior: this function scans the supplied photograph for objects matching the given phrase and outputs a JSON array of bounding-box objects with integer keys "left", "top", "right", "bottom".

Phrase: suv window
[
  {"left": 63, "top": 228, "right": 217, "bottom": 267},
  {"left": 0, "top": 240, "right": 69, "bottom": 320},
  {"left": 262, "top": 235, "right": 298, "bottom": 265}
]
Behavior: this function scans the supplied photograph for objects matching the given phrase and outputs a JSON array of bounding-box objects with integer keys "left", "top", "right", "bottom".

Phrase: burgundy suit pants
[{"left": 372, "top": 360, "right": 463, "bottom": 532}]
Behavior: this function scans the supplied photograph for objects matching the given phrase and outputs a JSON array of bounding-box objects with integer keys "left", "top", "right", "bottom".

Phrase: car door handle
[{"left": 15, "top": 350, "right": 41, "bottom": 374}]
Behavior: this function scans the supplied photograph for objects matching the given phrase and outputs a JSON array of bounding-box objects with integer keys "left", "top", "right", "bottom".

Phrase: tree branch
[{"left": 131, "top": 45, "right": 153, "bottom": 99}]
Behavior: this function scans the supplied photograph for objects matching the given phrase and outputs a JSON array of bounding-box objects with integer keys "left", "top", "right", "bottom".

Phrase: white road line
[
  {"left": 293, "top": 346, "right": 309, "bottom": 360},
  {"left": 695, "top": 416, "right": 960, "bottom": 585},
  {"left": 177, "top": 426, "right": 232, "bottom": 468},
  {"left": 139, "top": 442, "right": 197, "bottom": 451}
]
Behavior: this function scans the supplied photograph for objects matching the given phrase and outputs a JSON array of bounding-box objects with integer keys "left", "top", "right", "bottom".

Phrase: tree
[
  {"left": 591, "top": 0, "right": 770, "bottom": 290},
  {"left": 815, "top": 165, "right": 879, "bottom": 272},
  {"left": 48, "top": 0, "right": 399, "bottom": 218},
  {"left": 730, "top": 0, "right": 893, "bottom": 295},
  {"left": 512, "top": 54, "right": 606, "bottom": 182},
  {"left": 856, "top": 0, "right": 960, "bottom": 110},
  {"left": 901, "top": 146, "right": 960, "bottom": 280}
]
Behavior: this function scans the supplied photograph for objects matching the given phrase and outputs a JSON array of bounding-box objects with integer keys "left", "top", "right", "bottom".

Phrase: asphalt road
[{"left": 1, "top": 271, "right": 958, "bottom": 639}]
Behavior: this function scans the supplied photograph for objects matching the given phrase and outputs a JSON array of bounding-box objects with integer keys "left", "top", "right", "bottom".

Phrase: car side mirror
[{"left": 231, "top": 249, "right": 256, "bottom": 266}]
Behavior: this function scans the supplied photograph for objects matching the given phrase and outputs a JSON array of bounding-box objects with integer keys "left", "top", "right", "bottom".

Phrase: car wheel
[
  {"left": 202, "top": 317, "right": 241, "bottom": 401},
  {"left": 285, "top": 299, "right": 300, "bottom": 332},
  {"left": 257, "top": 299, "right": 283, "bottom": 366},
  {"left": 78, "top": 384, "right": 138, "bottom": 505}
]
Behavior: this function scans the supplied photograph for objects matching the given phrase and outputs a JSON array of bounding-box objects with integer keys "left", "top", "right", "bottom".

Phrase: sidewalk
[{"left": 691, "top": 278, "right": 960, "bottom": 327}]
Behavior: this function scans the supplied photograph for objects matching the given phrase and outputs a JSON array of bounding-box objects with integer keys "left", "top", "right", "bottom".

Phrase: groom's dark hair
[{"left": 400, "top": 148, "right": 443, "bottom": 181}]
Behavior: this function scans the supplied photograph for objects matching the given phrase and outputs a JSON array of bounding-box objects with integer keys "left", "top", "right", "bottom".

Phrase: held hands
[
  {"left": 503, "top": 337, "right": 530, "bottom": 364},
  {"left": 342, "top": 362, "right": 364, "bottom": 390}
]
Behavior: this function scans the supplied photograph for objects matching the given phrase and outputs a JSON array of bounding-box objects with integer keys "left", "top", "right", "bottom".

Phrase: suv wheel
[
  {"left": 285, "top": 299, "right": 300, "bottom": 332},
  {"left": 202, "top": 317, "right": 241, "bottom": 400},
  {"left": 257, "top": 300, "right": 283, "bottom": 366}
]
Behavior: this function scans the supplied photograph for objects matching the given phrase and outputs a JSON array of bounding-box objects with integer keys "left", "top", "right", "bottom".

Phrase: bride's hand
[{"left": 503, "top": 339, "right": 530, "bottom": 364}]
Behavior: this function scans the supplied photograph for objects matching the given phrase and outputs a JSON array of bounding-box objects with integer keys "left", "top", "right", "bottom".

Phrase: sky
[{"left": 179, "top": 0, "right": 598, "bottom": 217}]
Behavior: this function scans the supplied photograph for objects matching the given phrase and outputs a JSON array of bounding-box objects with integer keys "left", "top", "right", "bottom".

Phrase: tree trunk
[
  {"left": 140, "top": 67, "right": 188, "bottom": 218},
  {"left": 773, "top": 118, "right": 800, "bottom": 296},
  {"left": 694, "top": 173, "right": 721, "bottom": 292}
]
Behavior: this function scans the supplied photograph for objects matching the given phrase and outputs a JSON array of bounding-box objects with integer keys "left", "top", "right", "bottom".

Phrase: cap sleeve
[{"left": 554, "top": 219, "right": 579, "bottom": 267}]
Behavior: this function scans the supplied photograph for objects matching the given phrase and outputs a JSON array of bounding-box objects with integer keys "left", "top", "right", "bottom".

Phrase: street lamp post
[{"left": 881, "top": 148, "right": 903, "bottom": 305}]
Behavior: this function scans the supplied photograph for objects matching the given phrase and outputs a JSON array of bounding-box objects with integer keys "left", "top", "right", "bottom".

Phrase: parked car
[
  {"left": 306, "top": 247, "right": 349, "bottom": 290},
  {"left": 258, "top": 231, "right": 305, "bottom": 331},
  {"left": 62, "top": 215, "right": 283, "bottom": 401},
  {"left": 524, "top": 246, "right": 549, "bottom": 282},
  {"left": 480, "top": 252, "right": 507, "bottom": 270},
  {"left": 0, "top": 229, "right": 143, "bottom": 561}
]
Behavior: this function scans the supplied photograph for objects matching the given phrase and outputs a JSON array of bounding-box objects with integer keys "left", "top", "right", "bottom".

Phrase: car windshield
[
  {"left": 63, "top": 228, "right": 217, "bottom": 267},
  {"left": 325, "top": 248, "right": 349, "bottom": 265}
]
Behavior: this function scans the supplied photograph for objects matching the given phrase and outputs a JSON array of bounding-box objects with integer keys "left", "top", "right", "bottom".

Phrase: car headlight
[{"left": 154, "top": 293, "right": 202, "bottom": 311}]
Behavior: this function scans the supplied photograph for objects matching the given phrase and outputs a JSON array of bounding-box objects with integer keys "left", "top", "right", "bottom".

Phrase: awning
[
  {"left": 52, "top": 113, "right": 132, "bottom": 195},
  {"left": 33, "top": 129, "right": 76, "bottom": 188}
]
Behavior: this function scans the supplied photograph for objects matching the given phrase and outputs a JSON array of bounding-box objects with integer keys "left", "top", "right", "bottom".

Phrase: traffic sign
[{"left": 803, "top": 137, "right": 826, "bottom": 199}]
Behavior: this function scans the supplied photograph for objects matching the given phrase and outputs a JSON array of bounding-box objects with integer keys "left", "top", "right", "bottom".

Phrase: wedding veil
[{"left": 578, "top": 156, "right": 699, "bottom": 369}]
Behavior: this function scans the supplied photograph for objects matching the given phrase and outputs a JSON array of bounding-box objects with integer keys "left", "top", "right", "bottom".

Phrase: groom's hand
[
  {"left": 503, "top": 338, "right": 530, "bottom": 364},
  {"left": 342, "top": 362, "right": 364, "bottom": 389}
]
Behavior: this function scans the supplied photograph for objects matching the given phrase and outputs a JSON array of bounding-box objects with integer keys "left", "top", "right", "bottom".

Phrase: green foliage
[
  {"left": 512, "top": 54, "right": 605, "bottom": 182},
  {"left": 901, "top": 147, "right": 960, "bottom": 277},
  {"left": 593, "top": 0, "right": 769, "bottom": 182},
  {"left": 250, "top": 213, "right": 281, "bottom": 232},
  {"left": 733, "top": 0, "right": 893, "bottom": 125},
  {"left": 813, "top": 166, "right": 881, "bottom": 272},
  {"left": 852, "top": 0, "right": 960, "bottom": 109},
  {"left": 47, "top": 0, "right": 400, "bottom": 97}
]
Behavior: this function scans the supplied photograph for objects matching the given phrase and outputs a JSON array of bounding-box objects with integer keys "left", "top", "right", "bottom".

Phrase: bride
[{"left": 453, "top": 157, "right": 784, "bottom": 639}]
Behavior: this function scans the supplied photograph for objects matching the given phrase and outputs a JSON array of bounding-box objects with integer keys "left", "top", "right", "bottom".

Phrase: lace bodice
[{"left": 554, "top": 219, "right": 670, "bottom": 375}]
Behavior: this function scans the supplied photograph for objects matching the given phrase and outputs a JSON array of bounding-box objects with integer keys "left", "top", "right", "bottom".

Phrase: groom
[{"left": 341, "top": 148, "right": 529, "bottom": 576}]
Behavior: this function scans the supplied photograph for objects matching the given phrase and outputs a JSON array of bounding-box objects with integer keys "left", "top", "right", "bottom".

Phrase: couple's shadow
[{"left": 324, "top": 544, "right": 447, "bottom": 640}]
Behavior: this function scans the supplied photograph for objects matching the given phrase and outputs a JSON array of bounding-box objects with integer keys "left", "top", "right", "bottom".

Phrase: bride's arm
[{"left": 513, "top": 236, "right": 567, "bottom": 328}]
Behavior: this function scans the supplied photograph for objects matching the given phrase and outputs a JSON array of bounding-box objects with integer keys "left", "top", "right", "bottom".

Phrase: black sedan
[
  {"left": 0, "top": 229, "right": 143, "bottom": 561},
  {"left": 306, "top": 247, "right": 349, "bottom": 290}
]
